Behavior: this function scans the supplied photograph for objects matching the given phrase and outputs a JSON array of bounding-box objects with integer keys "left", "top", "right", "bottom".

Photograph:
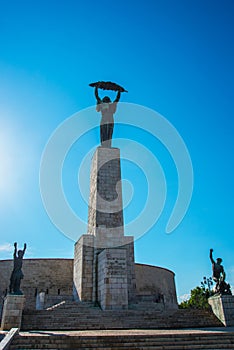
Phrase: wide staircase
[
  {"left": 21, "top": 300, "right": 222, "bottom": 331},
  {"left": 6, "top": 300, "right": 234, "bottom": 350},
  {"left": 10, "top": 329, "right": 234, "bottom": 349},
  {"left": 7, "top": 301, "right": 234, "bottom": 349}
]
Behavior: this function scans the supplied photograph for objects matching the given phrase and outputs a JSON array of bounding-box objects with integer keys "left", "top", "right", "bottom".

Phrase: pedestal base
[
  {"left": 208, "top": 295, "right": 234, "bottom": 326},
  {"left": 73, "top": 234, "right": 136, "bottom": 307},
  {"left": 73, "top": 235, "right": 94, "bottom": 302},
  {"left": 98, "top": 248, "right": 128, "bottom": 310},
  {"left": 1, "top": 294, "right": 25, "bottom": 330}
]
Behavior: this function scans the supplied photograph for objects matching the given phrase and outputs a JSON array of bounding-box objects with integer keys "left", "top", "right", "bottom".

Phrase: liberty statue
[{"left": 90, "top": 81, "right": 127, "bottom": 147}]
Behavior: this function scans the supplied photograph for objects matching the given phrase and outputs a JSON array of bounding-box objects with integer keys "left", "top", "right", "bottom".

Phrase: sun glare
[
  {"left": 0, "top": 123, "right": 30, "bottom": 201},
  {"left": 0, "top": 120, "right": 35, "bottom": 206},
  {"left": 0, "top": 131, "right": 16, "bottom": 195}
]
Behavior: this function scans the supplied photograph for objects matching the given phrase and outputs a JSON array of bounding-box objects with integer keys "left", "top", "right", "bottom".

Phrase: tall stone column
[
  {"left": 73, "top": 147, "right": 136, "bottom": 309},
  {"left": 88, "top": 147, "right": 124, "bottom": 246}
]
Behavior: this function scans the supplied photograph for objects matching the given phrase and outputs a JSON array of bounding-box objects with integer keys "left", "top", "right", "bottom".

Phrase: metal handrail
[{"left": 0, "top": 328, "right": 19, "bottom": 350}]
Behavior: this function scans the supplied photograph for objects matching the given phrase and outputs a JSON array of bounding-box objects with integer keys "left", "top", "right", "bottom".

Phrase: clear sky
[{"left": 0, "top": 0, "right": 233, "bottom": 301}]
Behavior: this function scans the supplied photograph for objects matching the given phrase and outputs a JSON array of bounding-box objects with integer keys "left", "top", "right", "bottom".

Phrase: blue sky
[{"left": 0, "top": 0, "right": 234, "bottom": 300}]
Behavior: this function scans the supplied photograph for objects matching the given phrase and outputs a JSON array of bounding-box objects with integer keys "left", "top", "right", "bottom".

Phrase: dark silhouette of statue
[
  {"left": 89, "top": 81, "right": 127, "bottom": 148},
  {"left": 9, "top": 242, "right": 27, "bottom": 295},
  {"left": 210, "top": 248, "right": 232, "bottom": 295}
]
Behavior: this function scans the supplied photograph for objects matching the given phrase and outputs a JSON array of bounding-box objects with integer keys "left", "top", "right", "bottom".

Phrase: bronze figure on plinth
[
  {"left": 89, "top": 81, "right": 127, "bottom": 148},
  {"left": 9, "top": 242, "right": 27, "bottom": 295},
  {"left": 210, "top": 248, "right": 232, "bottom": 295}
]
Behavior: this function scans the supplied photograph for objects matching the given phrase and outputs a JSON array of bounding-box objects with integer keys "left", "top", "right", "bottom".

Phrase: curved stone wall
[
  {"left": 0, "top": 259, "right": 73, "bottom": 310},
  {"left": 0, "top": 259, "right": 177, "bottom": 310},
  {"left": 135, "top": 263, "right": 178, "bottom": 309}
]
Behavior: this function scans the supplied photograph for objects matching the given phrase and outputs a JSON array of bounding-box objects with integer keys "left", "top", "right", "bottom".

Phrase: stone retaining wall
[
  {"left": 0, "top": 259, "right": 73, "bottom": 311},
  {"left": 135, "top": 263, "right": 177, "bottom": 308},
  {"left": 0, "top": 259, "right": 177, "bottom": 311}
]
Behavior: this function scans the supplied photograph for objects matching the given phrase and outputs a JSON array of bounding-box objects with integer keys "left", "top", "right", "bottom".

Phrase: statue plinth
[
  {"left": 1, "top": 294, "right": 25, "bottom": 330},
  {"left": 208, "top": 294, "right": 234, "bottom": 326}
]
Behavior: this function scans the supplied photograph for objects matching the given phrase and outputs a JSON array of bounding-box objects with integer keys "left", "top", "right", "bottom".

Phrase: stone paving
[
  {"left": 12, "top": 327, "right": 234, "bottom": 337},
  {"left": 6, "top": 327, "right": 234, "bottom": 350}
]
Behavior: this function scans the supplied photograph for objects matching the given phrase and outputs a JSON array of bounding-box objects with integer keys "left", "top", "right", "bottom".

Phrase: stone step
[
  {"left": 23, "top": 300, "right": 212, "bottom": 314},
  {"left": 21, "top": 302, "right": 222, "bottom": 330},
  {"left": 10, "top": 331, "right": 234, "bottom": 349}
]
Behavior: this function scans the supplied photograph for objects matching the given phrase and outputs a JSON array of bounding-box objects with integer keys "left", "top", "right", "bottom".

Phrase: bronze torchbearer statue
[
  {"left": 9, "top": 242, "right": 27, "bottom": 295},
  {"left": 210, "top": 248, "right": 232, "bottom": 295},
  {"left": 89, "top": 81, "right": 127, "bottom": 148}
]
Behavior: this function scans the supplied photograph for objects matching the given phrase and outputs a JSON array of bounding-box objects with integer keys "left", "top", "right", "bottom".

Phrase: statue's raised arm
[
  {"left": 114, "top": 90, "right": 121, "bottom": 103},
  {"left": 210, "top": 248, "right": 215, "bottom": 264},
  {"left": 94, "top": 85, "right": 101, "bottom": 104},
  {"left": 13, "top": 242, "right": 17, "bottom": 258},
  {"left": 23, "top": 243, "right": 27, "bottom": 256}
]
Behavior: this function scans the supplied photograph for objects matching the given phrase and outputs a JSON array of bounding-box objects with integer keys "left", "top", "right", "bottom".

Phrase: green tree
[
  {"left": 179, "top": 278, "right": 214, "bottom": 310},
  {"left": 201, "top": 276, "right": 213, "bottom": 292}
]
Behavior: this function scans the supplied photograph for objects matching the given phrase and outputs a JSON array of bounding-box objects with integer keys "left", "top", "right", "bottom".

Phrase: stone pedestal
[
  {"left": 73, "top": 234, "right": 94, "bottom": 301},
  {"left": 98, "top": 248, "right": 128, "bottom": 310},
  {"left": 1, "top": 294, "right": 25, "bottom": 330},
  {"left": 73, "top": 147, "right": 136, "bottom": 309},
  {"left": 208, "top": 295, "right": 234, "bottom": 326}
]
